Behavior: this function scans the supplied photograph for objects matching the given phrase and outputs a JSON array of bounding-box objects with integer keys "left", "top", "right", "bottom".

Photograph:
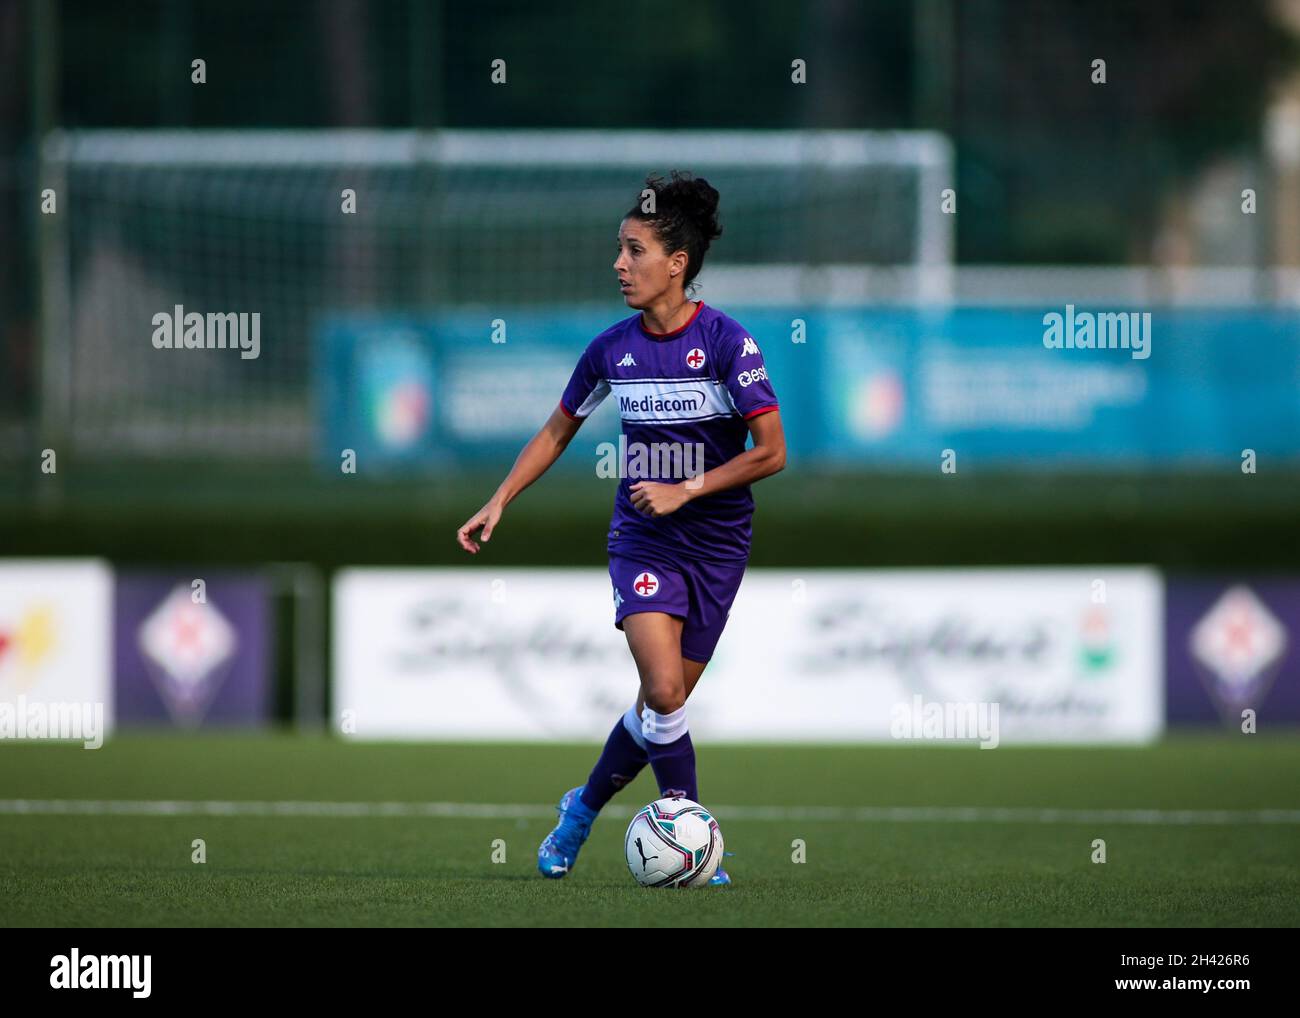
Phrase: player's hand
[
  {"left": 457, "top": 500, "right": 503, "bottom": 554},
  {"left": 628, "top": 481, "right": 692, "bottom": 517}
]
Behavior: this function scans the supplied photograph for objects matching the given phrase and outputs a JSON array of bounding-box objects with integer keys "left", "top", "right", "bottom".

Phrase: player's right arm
[
  {"left": 456, "top": 403, "right": 584, "bottom": 554},
  {"left": 458, "top": 336, "right": 609, "bottom": 554}
]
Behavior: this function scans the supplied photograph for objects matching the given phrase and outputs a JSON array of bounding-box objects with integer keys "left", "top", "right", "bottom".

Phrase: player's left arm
[
  {"left": 628, "top": 326, "right": 786, "bottom": 516},
  {"left": 628, "top": 409, "right": 785, "bottom": 515},
  {"left": 683, "top": 408, "right": 786, "bottom": 499}
]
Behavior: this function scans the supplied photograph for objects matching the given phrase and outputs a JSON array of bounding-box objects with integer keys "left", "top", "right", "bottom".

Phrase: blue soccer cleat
[
  {"left": 708, "top": 850, "right": 735, "bottom": 886},
  {"left": 537, "top": 785, "right": 598, "bottom": 879}
]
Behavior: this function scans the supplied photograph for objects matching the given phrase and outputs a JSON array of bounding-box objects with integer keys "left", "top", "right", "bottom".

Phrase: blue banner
[
  {"left": 317, "top": 307, "right": 1300, "bottom": 470},
  {"left": 807, "top": 308, "right": 1300, "bottom": 467}
]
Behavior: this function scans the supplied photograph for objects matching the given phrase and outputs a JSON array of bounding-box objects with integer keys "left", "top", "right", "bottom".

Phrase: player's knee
[
  {"left": 641, "top": 700, "right": 689, "bottom": 746},
  {"left": 643, "top": 684, "right": 685, "bottom": 715}
]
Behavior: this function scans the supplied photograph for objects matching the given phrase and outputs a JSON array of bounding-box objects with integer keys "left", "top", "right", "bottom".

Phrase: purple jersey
[{"left": 559, "top": 302, "right": 780, "bottom": 562}]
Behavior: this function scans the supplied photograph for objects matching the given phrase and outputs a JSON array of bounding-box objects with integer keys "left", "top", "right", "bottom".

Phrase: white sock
[
  {"left": 622, "top": 705, "right": 648, "bottom": 750},
  {"left": 641, "top": 703, "right": 688, "bottom": 745}
]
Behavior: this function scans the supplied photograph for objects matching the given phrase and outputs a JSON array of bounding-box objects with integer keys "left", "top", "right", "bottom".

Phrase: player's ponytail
[{"left": 627, "top": 171, "right": 723, "bottom": 293}]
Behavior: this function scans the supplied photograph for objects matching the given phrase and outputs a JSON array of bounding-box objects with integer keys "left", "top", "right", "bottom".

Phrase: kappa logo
[
  {"left": 613, "top": 586, "right": 624, "bottom": 610},
  {"left": 618, "top": 352, "right": 637, "bottom": 367},
  {"left": 633, "top": 572, "right": 660, "bottom": 597},
  {"left": 740, "top": 336, "right": 759, "bottom": 357},
  {"left": 685, "top": 347, "right": 706, "bottom": 370}
]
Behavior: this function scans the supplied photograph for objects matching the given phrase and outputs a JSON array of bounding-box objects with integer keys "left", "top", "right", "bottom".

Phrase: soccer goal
[{"left": 39, "top": 128, "right": 953, "bottom": 459}]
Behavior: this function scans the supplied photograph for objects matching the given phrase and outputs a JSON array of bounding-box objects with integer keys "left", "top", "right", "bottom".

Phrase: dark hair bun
[
  {"left": 655, "top": 171, "right": 722, "bottom": 244},
  {"left": 631, "top": 170, "right": 723, "bottom": 289}
]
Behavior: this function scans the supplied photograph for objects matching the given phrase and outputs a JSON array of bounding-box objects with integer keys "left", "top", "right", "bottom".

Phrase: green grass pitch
[{"left": 2, "top": 732, "right": 1298, "bottom": 927}]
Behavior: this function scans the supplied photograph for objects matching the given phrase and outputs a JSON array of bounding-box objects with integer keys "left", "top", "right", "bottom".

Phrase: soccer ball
[{"left": 624, "top": 797, "right": 723, "bottom": 888}]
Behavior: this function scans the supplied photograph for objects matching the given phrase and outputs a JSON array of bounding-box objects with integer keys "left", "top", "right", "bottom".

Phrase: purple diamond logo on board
[
  {"left": 1188, "top": 585, "right": 1288, "bottom": 719},
  {"left": 137, "top": 585, "right": 238, "bottom": 725}
]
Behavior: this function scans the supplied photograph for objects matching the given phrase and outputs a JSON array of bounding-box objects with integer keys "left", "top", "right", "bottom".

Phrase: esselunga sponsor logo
[
  {"left": 616, "top": 389, "right": 706, "bottom": 414},
  {"left": 737, "top": 365, "right": 768, "bottom": 388}
]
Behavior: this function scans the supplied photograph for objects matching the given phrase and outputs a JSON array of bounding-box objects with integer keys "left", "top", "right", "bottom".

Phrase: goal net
[{"left": 40, "top": 128, "right": 953, "bottom": 459}]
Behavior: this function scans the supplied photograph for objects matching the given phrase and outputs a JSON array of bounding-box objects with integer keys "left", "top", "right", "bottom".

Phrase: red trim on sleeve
[
  {"left": 558, "top": 401, "right": 581, "bottom": 421},
  {"left": 743, "top": 404, "right": 780, "bottom": 420}
]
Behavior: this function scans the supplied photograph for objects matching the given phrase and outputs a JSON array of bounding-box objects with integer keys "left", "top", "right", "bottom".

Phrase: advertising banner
[
  {"left": 812, "top": 307, "right": 1300, "bottom": 467},
  {"left": 1164, "top": 578, "right": 1300, "bottom": 726},
  {"left": 318, "top": 308, "right": 1300, "bottom": 470},
  {"left": 318, "top": 311, "right": 623, "bottom": 471},
  {"left": 0, "top": 560, "right": 114, "bottom": 745},
  {"left": 114, "top": 573, "right": 273, "bottom": 727},
  {"left": 332, "top": 566, "right": 1163, "bottom": 744}
]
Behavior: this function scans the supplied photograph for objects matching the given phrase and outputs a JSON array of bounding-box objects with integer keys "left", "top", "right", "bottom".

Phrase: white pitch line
[{"left": 1, "top": 800, "right": 1299, "bottom": 825}]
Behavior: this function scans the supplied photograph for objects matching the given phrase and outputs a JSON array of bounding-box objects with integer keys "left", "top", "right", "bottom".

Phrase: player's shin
[
  {"left": 641, "top": 704, "right": 698, "bottom": 803},
  {"left": 578, "top": 705, "right": 651, "bottom": 812}
]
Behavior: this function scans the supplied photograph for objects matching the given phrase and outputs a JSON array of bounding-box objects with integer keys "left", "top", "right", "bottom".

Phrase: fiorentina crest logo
[
  {"left": 137, "top": 585, "right": 238, "bottom": 725},
  {"left": 1188, "top": 585, "right": 1288, "bottom": 721}
]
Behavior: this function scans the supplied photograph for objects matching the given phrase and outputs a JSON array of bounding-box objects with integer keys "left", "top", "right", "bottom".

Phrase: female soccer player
[{"left": 456, "top": 171, "right": 786, "bottom": 886}]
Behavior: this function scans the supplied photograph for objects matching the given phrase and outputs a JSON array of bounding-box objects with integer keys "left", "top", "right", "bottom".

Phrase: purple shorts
[{"left": 609, "top": 547, "right": 749, "bottom": 663}]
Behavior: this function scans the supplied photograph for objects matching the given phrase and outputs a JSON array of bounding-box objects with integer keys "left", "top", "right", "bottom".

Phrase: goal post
[{"left": 40, "top": 128, "right": 954, "bottom": 460}]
